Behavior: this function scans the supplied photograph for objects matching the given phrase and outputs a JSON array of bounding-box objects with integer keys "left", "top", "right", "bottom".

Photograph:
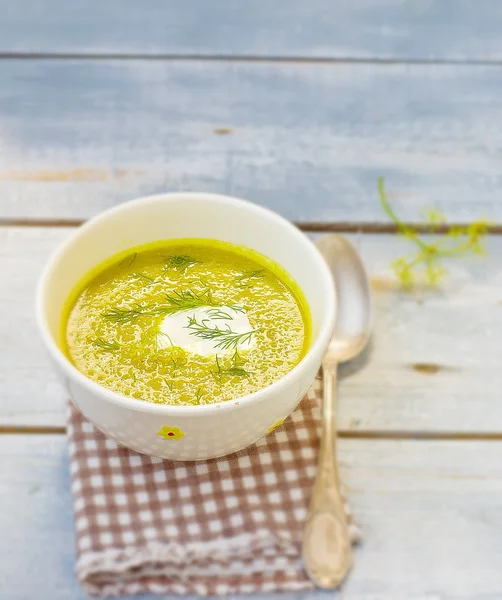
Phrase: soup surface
[{"left": 64, "top": 240, "right": 310, "bottom": 406}]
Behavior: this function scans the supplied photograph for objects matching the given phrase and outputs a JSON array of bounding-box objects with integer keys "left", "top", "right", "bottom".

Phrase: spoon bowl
[{"left": 316, "top": 234, "right": 372, "bottom": 364}]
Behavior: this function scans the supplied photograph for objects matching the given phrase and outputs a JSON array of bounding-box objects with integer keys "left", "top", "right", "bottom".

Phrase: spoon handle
[{"left": 302, "top": 364, "right": 352, "bottom": 589}]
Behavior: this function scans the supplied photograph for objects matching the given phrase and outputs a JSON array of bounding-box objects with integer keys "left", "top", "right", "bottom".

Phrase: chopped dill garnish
[
  {"left": 205, "top": 308, "right": 233, "bottom": 320},
  {"left": 187, "top": 277, "right": 210, "bottom": 289},
  {"left": 102, "top": 289, "right": 218, "bottom": 324},
  {"left": 228, "top": 304, "right": 246, "bottom": 314},
  {"left": 195, "top": 386, "right": 205, "bottom": 404},
  {"left": 212, "top": 353, "right": 251, "bottom": 383},
  {"left": 214, "top": 354, "right": 222, "bottom": 381},
  {"left": 164, "top": 289, "right": 216, "bottom": 311},
  {"left": 164, "top": 255, "right": 200, "bottom": 273},
  {"left": 156, "top": 331, "right": 174, "bottom": 349},
  {"left": 118, "top": 252, "right": 137, "bottom": 268},
  {"left": 101, "top": 303, "right": 149, "bottom": 324},
  {"left": 234, "top": 269, "right": 266, "bottom": 287},
  {"left": 92, "top": 337, "right": 120, "bottom": 353},
  {"left": 378, "top": 176, "right": 489, "bottom": 289},
  {"left": 232, "top": 349, "right": 245, "bottom": 367},
  {"left": 225, "top": 366, "right": 252, "bottom": 377},
  {"left": 169, "top": 351, "right": 187, "bottom": 372},
  {"left": 128, "top": 272, "right": 156, "bottom": 284},
  {"left": 186, "top": 316, "right": 256, "bottom": 351}
]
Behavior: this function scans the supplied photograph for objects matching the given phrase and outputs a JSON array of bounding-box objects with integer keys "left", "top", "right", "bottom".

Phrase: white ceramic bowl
[{"left": 37, "top": 193, "right": 335, "bottom": 460}]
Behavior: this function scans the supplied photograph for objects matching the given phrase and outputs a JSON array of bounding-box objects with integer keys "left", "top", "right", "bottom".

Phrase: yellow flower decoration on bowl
[
  {"left": 157, "top": 425, "right": 185, "bottom": 441},
  {"left": 267, "top": 418, "right": 285, "bottom": 434}
]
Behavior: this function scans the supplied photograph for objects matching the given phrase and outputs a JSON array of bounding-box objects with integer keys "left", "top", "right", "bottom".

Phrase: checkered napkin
[{"left": 68, "top": 379, "right": 359, "bottom": 597}]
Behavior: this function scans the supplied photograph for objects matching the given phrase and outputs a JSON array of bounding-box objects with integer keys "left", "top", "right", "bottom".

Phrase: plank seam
[
  {"left": 2, "top": 426, "right": 502, "bottom": 441},
  {"left": 1, "top": 218, "right": 501, "bottom": 235},
  {"left": 0, "top": 53, "right": 502, "bottom": 66}
]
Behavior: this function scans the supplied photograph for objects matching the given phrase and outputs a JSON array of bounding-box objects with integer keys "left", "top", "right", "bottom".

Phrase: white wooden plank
[
  {"left": 1, "top": 434, "right": 502, "bottom": 599},
  {"left": 0, "top": 228, "right": 69, "bottom": 427},
  {"left": 1, "top": 227, "right": 501, "bottom": 433},
  {"left": 0, "top": 434, "right": 174, "bottom": 600},
  {"left": 1, "top": 0, "right": 502, "bottom": 61},
  {"left": 1, "top": 60, "right": 502, "bottom": 223}
]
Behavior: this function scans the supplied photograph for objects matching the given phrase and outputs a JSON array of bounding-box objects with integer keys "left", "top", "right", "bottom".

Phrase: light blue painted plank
[
  {"left": 0, "top": 435, "right": 85, "bottom": 600},
  {"left": 0, "top": 60, "right": 502, "bottom": 223},
  {"left": 2, "top": 435, "right": 502, "bottom": 599},
  {"left": 1, "top": 0, "right": 502, "bottom": 60},
  {"left": 3, "top": 228, "right": 502, "bottom": 435}
]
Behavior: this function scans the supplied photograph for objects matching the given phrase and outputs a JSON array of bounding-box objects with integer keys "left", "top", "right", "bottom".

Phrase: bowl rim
[{"left": 36, "top": 192, "right": 336, "bottom": 416}]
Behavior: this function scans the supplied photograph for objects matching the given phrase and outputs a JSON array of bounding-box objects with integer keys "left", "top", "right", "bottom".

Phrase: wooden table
[{"left": 1, "top": 2, "right": 502, "bottom": 598}]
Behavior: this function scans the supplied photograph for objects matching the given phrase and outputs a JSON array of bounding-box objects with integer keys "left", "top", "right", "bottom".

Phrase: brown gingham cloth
[{"left": 68, "top": 379, "right": 360, "bottom": 597}]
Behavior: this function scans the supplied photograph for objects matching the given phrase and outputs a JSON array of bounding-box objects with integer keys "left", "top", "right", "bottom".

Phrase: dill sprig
[
  {"left": 187, "top": 277, "right": 210, "bottom": 289},
  {"left": 102, "top": 289, "right": 218, "bottom": 324},
  {"left": 225, "top": 366, "right": 252, "bottom": 377},
  {"left": 101, "top": 303, "right": 151, "bottom": 324},
  {"left": 128, "top": 272, "right": 157, "bottom": 284},
  {"left": 156, "top": 331, "right": 174, "bottom": 349},
  {"left": 92, "top": 337, "right": 120, "bottom": 353},
  {"left": 234, "top": 269, "right": 266, "bottom": 288},
  {"left": 195, "top": 386, "right": 205, "bottom": 404},
  {"left": 205, "top": 308, "right": 233, "bottom": 320},
  {"left": 378, "top": 176, "right": 489, "bottom": 289},
  {"left": 118, "top": 253, "right": 137, "bottom": 268},
  {"left": 164, "top": 255, "right": 200, "bottom": 273},
  {"left": 232, "top": 349, "right": 245, "bottom": 367},
  {"left": 164, "top": 289, "right": 216, "bottom": 311},
  {"left": 228, "top": 304, "right": 246, "bottom": 314},
  {"left": 186, "top": 316, "right": 256, "bottom": 351},
  {"left": 169, "top": 352, "right": 187, "bottom": 372},
  {"left": 212, "top": 353, "right": 251, "bottom": 383}
]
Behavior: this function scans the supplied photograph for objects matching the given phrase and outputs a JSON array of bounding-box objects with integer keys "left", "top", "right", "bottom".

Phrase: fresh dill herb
[
  {"left": 225, "top": 366, "right": 251, "bottom": 377},
  {"left": 232, "top": 349, "right": 245, "bottom": 367},
  {"left": 128, "top": 272, "right": 156, "bottom": 284},
  {"left": 101, "top": 304, "right": 149, "bottom": 324},
  {"left": 378, "top": 176, "right": 489, "bottom": 289},
  {"left": 92, "top": 337, "right": 120, "bottom": 353},
  {"left": 164, "top": 255, "right": 200, "bottom": 273},
  {"left": 102, "top": 289, "right": 217, "bottom": 324},
  {"left": 186, "top": 316, "right": 256, "bottom": 351},
  {"left": 212, "top": 352, "right": 251, "bottom": 383},
  {"left": 237, "top": 269, "right": 265, "bottom": 280},
  {"left": 234, "top": 269, "right": 266, "bottom": 287},
  {"left": 118, "top": 252, "right": 137, "bottom": 268},
  {"left": 214, "top": 354, "right": 222, "bottom": 382},
  {"left": 228, "top": 304, "right": 246, "bottom": 314},
  {"left": 227, "top": 349, "right": 251, "bottom": 377},
  {"left": 205, "top": 308, "right": 232, "bottom": 320},
  {"left": 156, "top": 331, "right": 174, "bottom": 349},
  {"left": 187, "top": 277, "right": 210, "bottom": 289},
  {"left": 169, "top": 352, "right": 187, "bottom": 372},
  {"left": 195, "top": 386, "right": 205, "bottom": 404},
  {"left": 164, "top": 289, "right": 216, "bottom": 311}
]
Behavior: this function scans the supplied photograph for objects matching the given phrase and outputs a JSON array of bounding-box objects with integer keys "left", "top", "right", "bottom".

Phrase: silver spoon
[{"left": 302, "top": 233, "right": 372, "bottom": 589}]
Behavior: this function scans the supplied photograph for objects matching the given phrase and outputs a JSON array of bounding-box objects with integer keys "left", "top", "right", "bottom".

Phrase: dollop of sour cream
[{"left": 157, "top": 305, "right": 255, "bottom": 356}]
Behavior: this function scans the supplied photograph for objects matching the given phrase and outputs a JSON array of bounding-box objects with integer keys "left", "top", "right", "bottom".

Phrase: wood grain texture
[
  {"left": 1, "top": 0, "right": 502, "bottom": 61},
  {"left": 1, "top": 60, "right": 502, "bottom": 224},
  {"left": 1, "top": 434, "right": 502, "bottom": 599},
  {"left": 2, "top": 227, "right": 501, "bottom": 432}
]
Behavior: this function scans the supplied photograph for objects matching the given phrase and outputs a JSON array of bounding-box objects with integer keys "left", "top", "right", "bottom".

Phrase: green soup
[{"left": 64, "top": 239, "right": 311, "bottom": 406}]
